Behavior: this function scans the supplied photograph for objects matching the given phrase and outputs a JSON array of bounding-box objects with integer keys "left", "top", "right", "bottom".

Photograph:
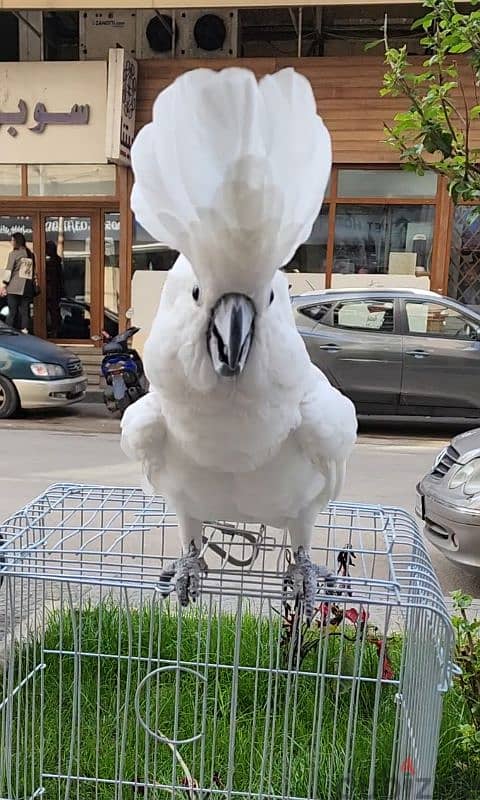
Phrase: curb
[{"left": 85, "top": 391, "right": 103, "bottom": 403}]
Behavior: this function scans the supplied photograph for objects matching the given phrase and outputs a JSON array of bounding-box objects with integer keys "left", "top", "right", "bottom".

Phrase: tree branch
[
  {"left": 458, "top": 73, "right": 471, "bottom": 180},
  {"left": 437, "top": 65, "right": 461, "bottom": 146}
]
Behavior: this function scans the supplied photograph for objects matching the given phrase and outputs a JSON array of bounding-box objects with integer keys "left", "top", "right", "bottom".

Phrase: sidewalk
[{"left": 0, "top": 402, "right": 120, "bottom": 435}]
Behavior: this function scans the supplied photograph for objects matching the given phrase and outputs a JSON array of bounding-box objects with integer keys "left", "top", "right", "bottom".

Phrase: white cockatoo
[{"left": 121, "top": 66, "right": 357, "bottom": 620}]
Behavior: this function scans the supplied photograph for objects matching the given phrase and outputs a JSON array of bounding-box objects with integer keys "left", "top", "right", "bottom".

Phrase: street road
[{"left": 1, "top": 419, "right": 479, "bottom": 596}]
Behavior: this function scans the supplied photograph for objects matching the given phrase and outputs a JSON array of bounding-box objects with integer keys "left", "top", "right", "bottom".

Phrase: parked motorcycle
[{"left": 101, "top": 327, "right": 146, "bottom": 416}]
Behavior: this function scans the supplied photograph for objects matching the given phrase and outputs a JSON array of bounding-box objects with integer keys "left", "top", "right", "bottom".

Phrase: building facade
[{"left": 0, "top": 4, "right": 478, "bottom": 354}]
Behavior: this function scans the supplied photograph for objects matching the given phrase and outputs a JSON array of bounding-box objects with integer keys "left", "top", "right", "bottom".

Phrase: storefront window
[
  {"left": 333, "top": 205, "right": 434, "bottom": 276},
  {"left": 338, "top": 170, "right": 437, "bottom": 198},
  {"left": 0, "top": 165, "right": 21, "bottom": 196},
  {"left": 45, "top": 215, "right": 92, "bottom": 339},
  {"left": 0, "top": 215, "right": 34, "bottom": 327},
  {"left": 104, "top": 212, "right": 120, "bottom": 337},
  {"left": 132, "top": 220, "right": 178, "bottom": 271},
  {"left": 284, "top": 206, "right": 329, "bottom": 273},
  {"left": 449, "top": 207, "right": 480, "bottom": 308},
  {"left": 28, "top": 165, "right": 116, "bottom": 196}
]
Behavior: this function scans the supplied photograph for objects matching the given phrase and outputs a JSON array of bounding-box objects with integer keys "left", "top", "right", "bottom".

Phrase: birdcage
[{"left": 0, "top": 483, "right": 455, "bottom": 800}]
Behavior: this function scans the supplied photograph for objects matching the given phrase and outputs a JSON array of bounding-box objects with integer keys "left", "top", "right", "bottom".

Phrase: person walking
[{"left": 0, "top": 232, "right": 36, "bottom": 333}]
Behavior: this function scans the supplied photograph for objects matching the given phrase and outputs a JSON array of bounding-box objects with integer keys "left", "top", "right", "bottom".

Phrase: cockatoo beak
[{"left": 207, "top": 293, "right": 256, "bottom": 378}]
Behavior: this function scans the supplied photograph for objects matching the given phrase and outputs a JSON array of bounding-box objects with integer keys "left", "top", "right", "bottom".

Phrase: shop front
[
  {"left": 1, "top": 54, "right": 477, "bottom": 355},
  {"left": 0, "top": 194, "right": 120, "bottom": 342},
  {"left": 127, "top": 55, "right": 458, "bottom": 350},
  {"left": 0, "top": 61, "right": 124, "bottom": 345}
]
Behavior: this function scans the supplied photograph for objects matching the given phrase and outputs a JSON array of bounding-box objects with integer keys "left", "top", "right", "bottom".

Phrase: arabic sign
[
  {"left": 105, "top": 48, "right": 138, "bottom": 167},
  {"left": 0, "top": 100, "right": 89, "bottom": 137},
  {"left": 0, "top": 62, "right": 107, "bottom": 164}
]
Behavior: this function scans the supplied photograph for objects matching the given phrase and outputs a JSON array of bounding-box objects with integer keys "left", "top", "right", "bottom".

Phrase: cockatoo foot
[
  {"left": 283, "top": 547, "right": 334, "bottom": 624},
  {"left": 158, "top": 542, "right": 208, "bottom": 607}
]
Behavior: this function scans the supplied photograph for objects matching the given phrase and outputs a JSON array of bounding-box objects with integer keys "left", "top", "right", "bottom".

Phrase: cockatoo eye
[
  {"left": 192, "top": 286, "right": 200, "bottom": 303},
  {"left": 269, "top": 290, "right": 275, "bottom": 306}
]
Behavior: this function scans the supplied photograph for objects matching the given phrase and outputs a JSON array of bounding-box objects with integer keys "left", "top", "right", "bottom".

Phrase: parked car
[
  {"left": 416, "top": 428, "right": 480, "bottom": 570},
  {"left": 293, "top": 288, "right": 480, "bottom": 419},
  {"left": 0, "top": 321, "right": 86, "bottom": 418}
]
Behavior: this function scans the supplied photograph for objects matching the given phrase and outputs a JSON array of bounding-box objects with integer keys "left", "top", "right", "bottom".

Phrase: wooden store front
[{"left": 0, "top": 55, "right": 478, "bottom": 350}]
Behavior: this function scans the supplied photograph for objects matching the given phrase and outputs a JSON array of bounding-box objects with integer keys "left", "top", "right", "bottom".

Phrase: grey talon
[
  {"left": 283, "top": 547, "right": 333, "bottom": 623},
  {"left": 158, "top": 542, "right": 207, "bottom": 606}
]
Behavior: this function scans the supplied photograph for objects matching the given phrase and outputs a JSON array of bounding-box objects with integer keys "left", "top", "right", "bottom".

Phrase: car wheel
[{"left": 0, "top": 375, "right": 19, "bottom": 419}]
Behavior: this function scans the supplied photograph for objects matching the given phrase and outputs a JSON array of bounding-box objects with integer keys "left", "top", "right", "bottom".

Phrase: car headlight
[
  {"left": 30, "top": 363, "right": 66, "bottom": 378},
  {"left": 449, "top": 458, "right": 480, "bottom": 495}
]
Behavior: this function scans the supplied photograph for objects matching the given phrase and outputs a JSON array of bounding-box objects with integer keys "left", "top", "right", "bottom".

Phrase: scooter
[{"left": 101, "top": 326, "right": 146, "bottom": 416}]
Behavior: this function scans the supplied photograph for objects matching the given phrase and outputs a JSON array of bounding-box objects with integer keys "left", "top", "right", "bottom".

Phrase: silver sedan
[{"left": 416, "top": 428, "right": 480, "bottom": 570}]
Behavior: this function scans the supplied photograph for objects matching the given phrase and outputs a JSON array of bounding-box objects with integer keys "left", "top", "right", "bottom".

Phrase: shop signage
[
  {"left": 105, "top": 48, "right": 138, "bottom": 167},
  {"left": 0, "top": 101, "right": 89, "bottom": 138},
  {"left": 0, "top": 218, "right": 32, "bottom": 240},
  {"left": 0, "top": 216, "right": 120, "bottom": 241},
  {"left": 0, "top": 62, "right": 107, "bottom": 164}
]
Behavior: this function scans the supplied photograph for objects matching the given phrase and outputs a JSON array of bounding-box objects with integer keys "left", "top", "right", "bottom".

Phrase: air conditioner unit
[
  {"left": 177, "top": 10, "right": 238, "bottom": 58},
  {"left": 80, "top": 10, "right": 137, "bottom": 59},
  {"left": 136, "top": 9, "right": 238, "bottom": 59},
  {"left": 136, "top": 11, "right": 179, "bottom": 58},
  {"left": 18, "top": 12, "right": 43, "bottom": 61}
]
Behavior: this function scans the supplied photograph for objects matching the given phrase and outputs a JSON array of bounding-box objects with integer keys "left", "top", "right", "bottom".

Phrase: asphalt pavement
[{"left": 1, "top": 404, "right": 479, "bottom": 597}]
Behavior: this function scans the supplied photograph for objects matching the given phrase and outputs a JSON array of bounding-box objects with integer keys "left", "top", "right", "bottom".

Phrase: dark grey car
[{"left": 293, "top": 288, "right": 480, "bottom": 418}]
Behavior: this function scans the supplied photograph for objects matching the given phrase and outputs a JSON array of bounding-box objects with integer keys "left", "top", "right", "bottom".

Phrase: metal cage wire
[{"left": 0, "top": 483, "right": 454, "bottom": 800}]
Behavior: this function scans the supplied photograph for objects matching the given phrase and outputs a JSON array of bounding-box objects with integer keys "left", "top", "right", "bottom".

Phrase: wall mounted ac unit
[
  {"left": 136, "top": 10, "right": 178, "bottom": 59},
  {"left": 136, "top": 9, "right": 238, "bottom": 59},
  {"left": 79, "top": 10, "right": 137, "bottom": 59},
  {"left": 177, "top": 10, "right": 238, "bottom": 58}
]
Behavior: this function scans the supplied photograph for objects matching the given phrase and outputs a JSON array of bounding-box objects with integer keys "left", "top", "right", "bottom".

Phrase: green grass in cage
[{"left": 0, "top": 602, "right": 477, "bottom": 800}]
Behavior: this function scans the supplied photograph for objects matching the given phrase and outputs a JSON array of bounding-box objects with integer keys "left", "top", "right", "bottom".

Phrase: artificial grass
[{"left": 0, "top": 601, "right": 477, "bottom": 800}]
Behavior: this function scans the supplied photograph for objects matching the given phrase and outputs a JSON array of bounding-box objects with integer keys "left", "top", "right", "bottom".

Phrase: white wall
[{"left": 130, "top": 270, "right": 167, "bottom": 354}]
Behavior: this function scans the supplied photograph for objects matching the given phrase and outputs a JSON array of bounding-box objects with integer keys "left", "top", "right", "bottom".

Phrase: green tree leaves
[{"left": 379, "top": 0, "right": 480, "bottom": 211}]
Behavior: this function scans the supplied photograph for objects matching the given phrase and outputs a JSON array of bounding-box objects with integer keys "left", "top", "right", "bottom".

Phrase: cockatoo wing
[
  {"left": 131, "top": 67, "right": 331, "bottom": 296},
  {"left": 295, "top": 367, "right": 358, "bottom": 504},
  {"left": 120, "top": 392, "right": 166, "bottom": 493}
]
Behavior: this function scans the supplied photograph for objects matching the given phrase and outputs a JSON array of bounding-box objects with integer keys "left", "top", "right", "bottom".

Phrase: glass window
[
  {"left": 0, "top": 215, "right": 34, "bottom": 329},
  {"left": 332, "top": 299, "right": 394, "bottom": 333},
  {"left": 43, "top": 12, "right": 79, "bottom": 60},
  {"left": 338, "top": 170, "right": 437, "bottom": 198},
  {"left": 0, "top": 12, "right": 19, "bottom": 61},
  {"left": 28, "top": 165, "right": 116, "bottom": 196},
  {"left": 298, "top": 302, "right": 332, "bottom": 322},
  {"left": 284, "top": 206, "right": 329, "bottom": 273},
  {"left": 448, "top": 207, "right": 480, "bottom": 307},
  {"left": 334, "top": 205, "right": 434, "bottom": 276},
  {"left": 45, "top": 215, "right": 91, "bottom": 339},
  {"left": 0, "top": 165, "right": 21, "bottom": 196},
  {"left": 104, "top": 212, "right": 120, "bottom": 337},
  {"left": 0, "top": 215, "right": 32, "bottom": 244},
  {"left": 132, "top": 219, "right": 178, "bottom": 271},
  {"left": 405, "top": 301, "right": 478, "bottom": 340}
]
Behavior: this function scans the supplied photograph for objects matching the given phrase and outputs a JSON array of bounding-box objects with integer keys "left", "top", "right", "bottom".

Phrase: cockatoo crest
[{"left": 131, "top": 66, "right": 331, "bottom": 295}]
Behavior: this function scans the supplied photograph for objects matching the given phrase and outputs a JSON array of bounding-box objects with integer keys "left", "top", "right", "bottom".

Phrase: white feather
[
  {"left": 122, "top": 66, "right": 357, "bottom": 567},
  {"left": 131, "top": 67, "right": 331, "bottom": 294}
]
